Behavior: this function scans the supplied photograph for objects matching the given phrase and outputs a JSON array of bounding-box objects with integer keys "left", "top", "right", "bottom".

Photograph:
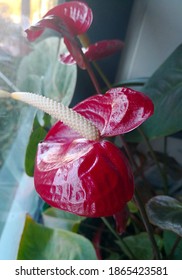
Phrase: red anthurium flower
[
  {"left": 34, "top": 87, "right": 153, "bottom": 217},
  {"left": 60, "top": 39, "right": 124, "bottom": 69},
  {"left": 84, "top": 39, "right": 124, "bottom": 62},
  {"left": 9, "top": 87, "right": 154, "bottom": 219},
  {"left": 35, "top": 128, "right": 134, "bottom": 217},
  {"left": 25, "top": 1, "right": 93, "bottom": 68},
  {"left": 25, "top": 1, "right": 93, "bottom": 41}
]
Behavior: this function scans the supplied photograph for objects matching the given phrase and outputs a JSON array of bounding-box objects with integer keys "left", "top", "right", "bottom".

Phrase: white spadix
[{"left": 10, "top": 92, "right": 100, "bottom": 141}]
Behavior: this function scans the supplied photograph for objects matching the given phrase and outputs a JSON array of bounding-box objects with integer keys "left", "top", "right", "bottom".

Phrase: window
[{"left": 0, "top": 0, "right": 57, "bottom": 259}]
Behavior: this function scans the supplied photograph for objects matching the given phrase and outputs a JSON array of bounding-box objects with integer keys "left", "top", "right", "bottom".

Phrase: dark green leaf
[
  {"left": 42, "top": 207, "right": 85, "bottom": 232},
  {"left": 17, "top": 215, "right": 97, "bottom": 260},
  {"left": 43, "top": 113, "right": 51, "bottom": 128},
  {"left": 114, "top": 77, "right": 148, "bottom": 88},
  {"left": 25, "top": 117, "right": 47, "bottom": 176},
  {"left": 125, "top": 44, "right": 182, "bottom": 142},
  {"left": 127, "top": 201, "right": 138, "bottom": 213},
  {"left": 146, "top": 195, "right": 182, "bottom": 237},
  {"left": 163, "top": 231, "right": 182, "bottom": 260},
  {"left": 119, "top": 232, "right": 162, "bottom": 260},
  {"left": 17, "top": 37, "right": 77, "bottom": 105}
]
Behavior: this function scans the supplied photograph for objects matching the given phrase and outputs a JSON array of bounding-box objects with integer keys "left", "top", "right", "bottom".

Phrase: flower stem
[
  {"left": 77, "top": 34, "right": 101, "bottom": 94},
  {"left": 80, "top": 49, "right": 102, "bottom": 94},
  {"left": 168, "top": 235, "right": 181, "bottom": 259},
  {"left": 78, "top": 34, "right": 110, "bottom": 92},
  {"left": 92, "top": 61, "right": 112, "bottom": 89},
  {"left": 101, "top": 217, "right": 136, "bottom": 259},
  {"left": 120, "top": 135, "right": 152, "bottom": 189},
  {"left": 133, "top": 189, "right": 161, "bottom": 260},
  {"left": 137, "top": 127, "right": 168, "bottom": 194},
  {"left": 120, "top": 135, "right": 160, "bottom": 259}
]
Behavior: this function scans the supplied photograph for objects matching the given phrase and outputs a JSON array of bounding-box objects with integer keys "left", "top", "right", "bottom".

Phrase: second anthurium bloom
[
  {"left": 59, "top": 39, "right": 124, "bottom": 68},
  {"left": 25, "top": 1, "right": 124, "bottom": 69},
  {"left": 9, "top": 87, "right": 154, "bottom": 218}
]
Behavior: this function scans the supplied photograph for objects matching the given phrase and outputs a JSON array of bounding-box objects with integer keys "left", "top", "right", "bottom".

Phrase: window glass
[{"left": 0, "top": 0, "right": 57, "bottom": 238}]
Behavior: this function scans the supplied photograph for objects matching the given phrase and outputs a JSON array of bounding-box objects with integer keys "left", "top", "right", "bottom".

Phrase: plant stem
[
  {"left": 163, "top": 136, "right": 169, "bottom": 189},
  {"left": 168, "top": 235, "right": 181, "bottom": 259},
  {"left": 120, "top": 135, "right": 161, "bottom": 259},
  {"left": 80, "top": 49, "right": 102, "bottom": 94},
  {"left": 120, "top": 135, "right": 152, "bottom": 190},
  {"left": 137, "top": 127, "right": 168, "bottom": 194},
  {"left": 78, "top": 33, "right": 111, "bottom": 91},
  {"left": 134, "top": 189, "right": 160, "bottom": 260},
  {"left": 77, "top": 34, "right": 101, "bottom": 94},
  {"left": 92, "top": 61, "right": 112, "bottom": 89},
  {"left": 101, "top": 217, "right": 136, "bottom": 259}
]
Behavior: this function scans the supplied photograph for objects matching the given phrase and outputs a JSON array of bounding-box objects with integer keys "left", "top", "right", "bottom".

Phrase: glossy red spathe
[
  {"left": 60, "top": 40, "right": 124, "bottom": 68},
  {"left": 34, "top": 136, "right": 134, "bottom": 217},
  {"left": 25, "top": 1, "right": 93, "bottom": 68},
  {"left": 74, "top": 87, "right": 154, "bottom": 136},
  {"left": 25, "top": 3, "right": 124, "bottom": 69},
  {"left": 25, "top": 1, "right": 93, "bottom": 42},
  {"left": 34, "top": 87, "right": 154, "bottom": 217}
]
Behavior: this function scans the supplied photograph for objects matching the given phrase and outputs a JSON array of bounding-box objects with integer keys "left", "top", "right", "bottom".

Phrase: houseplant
[{"left": 1, "top": 1, "right": 182, "bottom": 260}]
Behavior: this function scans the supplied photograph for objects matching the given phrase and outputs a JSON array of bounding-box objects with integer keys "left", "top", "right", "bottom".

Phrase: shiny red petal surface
[
  {"left": 60, "top": 51, "right": 76, "bottom": 65},
  {"left": 74, "top": 87, "right": 154, "bottom": 137},
  {"left": 60, "top": 40, "right": 124, "bottom": 67},
  {"left": 34, "top": 126, "right": 134, "bottom": 217},
  {"left": 113, "top": 206, "right": 129, "bottom": 234},
  {"left": 25, "top": 16, "right": 74, "bottom": 42},
  {"left": 85, "top": 40, "right": 124, "bottom": 61},
  {"left": 63, "top": 38, "right": 86, "bottom": 69},
  {"left": 25, "top": 1, "right": 93, "bottom": 42}
]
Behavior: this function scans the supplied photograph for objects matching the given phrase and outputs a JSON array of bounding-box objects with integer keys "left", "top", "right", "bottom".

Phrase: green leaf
[
  {"left": 16, "top": 37, "right": 77, "bottom": 105},
  {"left": 163, "top": 231, "right": 182, "bottom": 260},
  {"left": 25, "top": 116, "right": 47, "bottom": 176},
  {"left": 17, "top": 215, "right": 97, "bottom": 260},
  {"left": 127, "top": 201, "right": 138, "bottom": 213},
  {"left": 119, "top": 232, "right": 162, "bottom": 260},
  {"left": 125, "top": 44, "right": 182, "bottom": 142},
  {"left": 114, "top": 77, "right": 148, "bottom": 88},
  {"left": 146, "top": 195, "right": 182, "bottom": 237},
  {"left": 42, "top": 207, "right": 85, "bottom": 232}
]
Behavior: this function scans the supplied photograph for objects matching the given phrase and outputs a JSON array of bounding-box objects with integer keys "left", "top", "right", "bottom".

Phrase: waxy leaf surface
[
  {"left": 146, "top": 195, "right": 182, "bottom": 237},
  {"left": 42, "top": 207, "right": 85, "bottom": 231},
  {"left": 125, "top": 44, "right": 182, "bottom": 141},
  {"left": 17, "top": 215, "right": 97, "bottom": 260},
  {"left": 17, "top": 37, "right": 77, "bottom": 105}
]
